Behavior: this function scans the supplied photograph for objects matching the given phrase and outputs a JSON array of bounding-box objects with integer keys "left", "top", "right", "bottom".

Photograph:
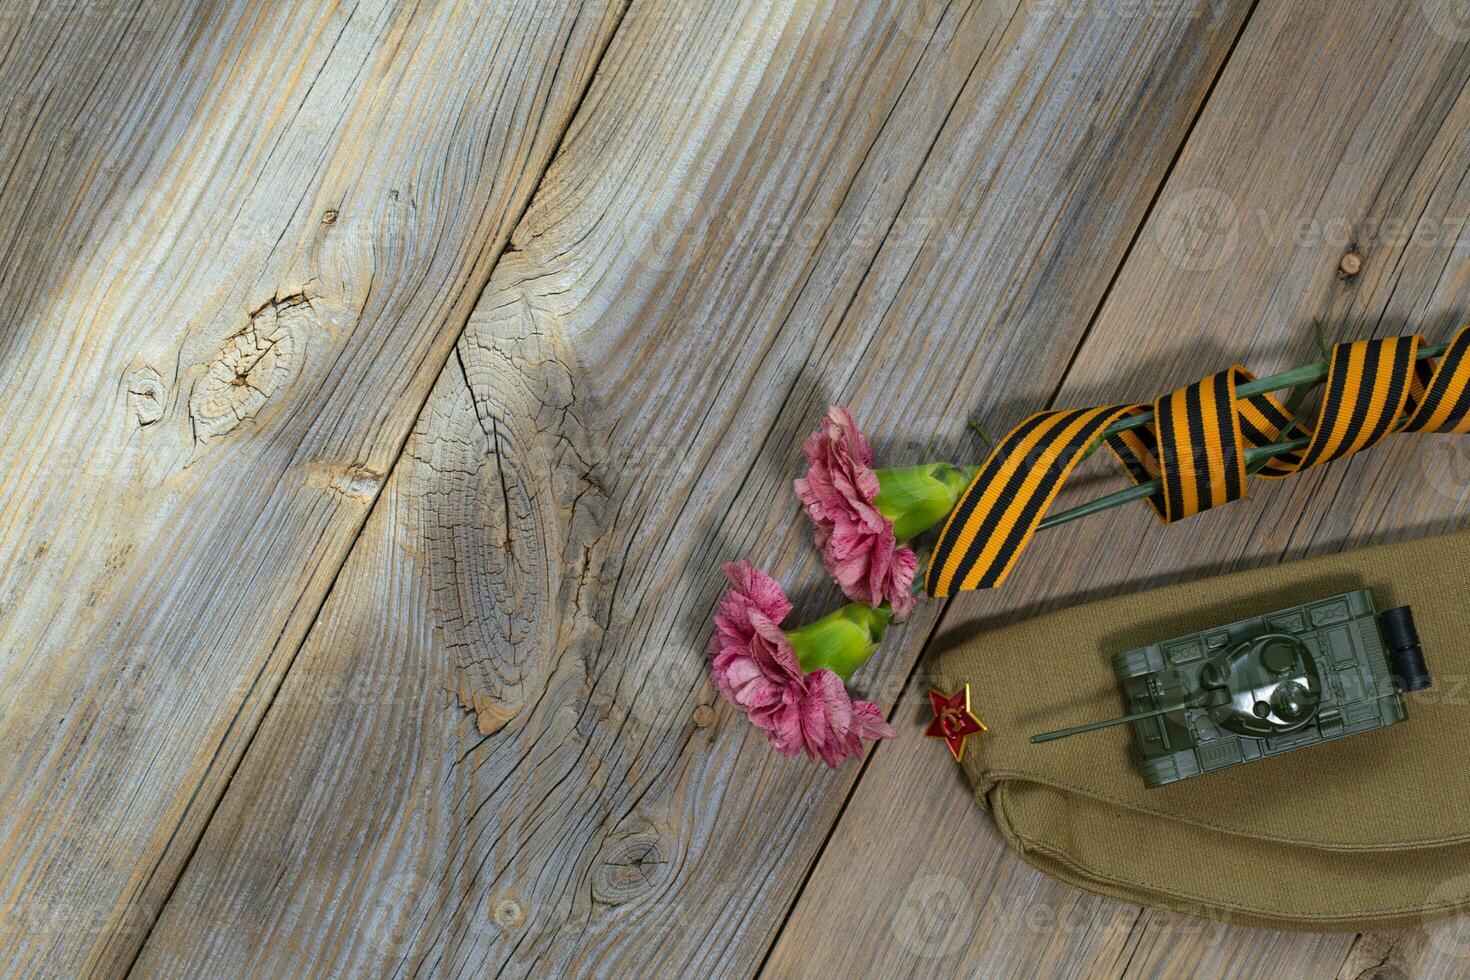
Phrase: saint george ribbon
[{"left": 925, "top": 326, "right": 1470, "bottom": 597}]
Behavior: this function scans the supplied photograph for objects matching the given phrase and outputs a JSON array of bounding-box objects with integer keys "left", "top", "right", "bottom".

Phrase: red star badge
[{"left": 925, "top": 684, "right": 987, "bottom": 762}]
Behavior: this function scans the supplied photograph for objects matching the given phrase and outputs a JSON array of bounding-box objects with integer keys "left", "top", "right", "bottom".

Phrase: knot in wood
[
  {"left": 591, "top": 832, "right": 669, "bottom": 905},
  {"left": 490, "top": 895, "right": 526, "bottom": 929},
  {"left": 190, "top": 293, "right": 309, "bottom": 443},
  {"left": 125, "top": 366, "right": 165, "bottom": 426},
  {"left": 472, "top": 693, "right": 518, "bottom": 736}
]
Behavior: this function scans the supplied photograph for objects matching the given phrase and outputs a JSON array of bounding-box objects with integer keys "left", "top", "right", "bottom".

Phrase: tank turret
[{"left": 1031, "top": 591, "right": 1431, "bottom": 787}]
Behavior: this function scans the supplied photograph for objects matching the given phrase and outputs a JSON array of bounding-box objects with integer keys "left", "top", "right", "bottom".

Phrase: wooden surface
[
  {"left": 768, "top": 1, "right": 1470, "bottom": 977},
  {"left": 5, "top": 0, "right": 1470, "bottom": 977},
  {"left": 0, "top": 1, "right": 627, "bottom": 975}
]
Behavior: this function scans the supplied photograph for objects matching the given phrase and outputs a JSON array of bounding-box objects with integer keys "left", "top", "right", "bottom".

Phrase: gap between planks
[
  {"left": 758, "top": 1, "right": 1264, "bottom": 975},
  {"left": 119, "top": 0, "right": 637, "bottom": 971},
  {"left": 751, "top": 0, "right": 1429, "bottom": 975}
]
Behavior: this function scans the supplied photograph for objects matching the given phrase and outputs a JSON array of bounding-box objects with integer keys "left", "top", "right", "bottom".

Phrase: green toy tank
[{"left": 1031, "top": 590, "right": 1432, "bottom": 788}]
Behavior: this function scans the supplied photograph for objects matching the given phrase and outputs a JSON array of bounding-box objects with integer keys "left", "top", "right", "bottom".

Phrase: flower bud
[
  {"left": 786, "top": 602, "right": 894, "bottom": 682},
  {"left": 872, "top": 463, "right": 977, "bottom": 543}
]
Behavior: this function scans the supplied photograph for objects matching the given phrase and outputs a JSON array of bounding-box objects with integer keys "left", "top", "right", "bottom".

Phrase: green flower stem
[
  {"left": 1037, "top": 436, "right": 1306, "bottom": 532},
  {"left": 786, "top": 602, "right": 894, "bottom": 682},
  {"left": 1096, "top": 341, "right": 1448, "bottom": 445},
  {"left": 902, "top": 343, "right": 1452, "bottom": 594},
  {"left": 873, "top": 463, "right": 978, "bottom": 542},
  {"left": 907, "top": 430, "right": 1333, "bottom": 594},
  {"left": 1052, "top": 341, "right": 1450, "bottom": 524}
]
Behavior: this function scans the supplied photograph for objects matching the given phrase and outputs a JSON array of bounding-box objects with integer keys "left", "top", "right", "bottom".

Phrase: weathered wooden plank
[
  {"left": 0, "top": 1, "right": 626, "bottom": 975},
  {"left": 768, "top": 1, "right": 1470, "bottom": 976},
  {"left": 1118, "top": 909, "right": 1352, "bottom": 979},
  {"left": 1336, "top": 925, "right": 1470, "bottom": 980},
  {"left": 133, "top": 0, "right": 1252, "bottom": 975}
]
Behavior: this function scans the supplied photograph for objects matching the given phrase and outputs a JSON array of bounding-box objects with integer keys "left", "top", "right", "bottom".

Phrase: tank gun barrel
[{"left": 1030, "top": 703, "right": 1177, "bottom": 744}]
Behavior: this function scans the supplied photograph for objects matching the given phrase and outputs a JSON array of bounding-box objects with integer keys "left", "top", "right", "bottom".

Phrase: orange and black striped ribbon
[
  {"left": 925, "top": 326, "right": 1470, "bottom": 596},
  {"left": 925, "top": 405, "right": 1147, "bottom": 596},
  {"left": 1104, "top": 366, "right": 1307, "bottom": 522}
]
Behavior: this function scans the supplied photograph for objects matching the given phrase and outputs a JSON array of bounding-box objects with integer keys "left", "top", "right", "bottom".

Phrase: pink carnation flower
[
  {"left": 794, "top": 406, "right": 917, "bottom": 617},
  {"left": 708, "top": 561, "right": 896, "bottom": 766}
]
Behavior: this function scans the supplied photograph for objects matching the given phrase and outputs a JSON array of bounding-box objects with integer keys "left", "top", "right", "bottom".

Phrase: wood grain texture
[
  {"left": 1336, "top": 924, "right": 1470, "bottom": 980},
  {"left": 0, "top": 1, "right": 626, "bottom": 975},
  {"left": 133, "top": 0, "right": 1253, "bottom": 976},
  {"left": 768, "top": 1, "right": 1470, "bottom": 977}
]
